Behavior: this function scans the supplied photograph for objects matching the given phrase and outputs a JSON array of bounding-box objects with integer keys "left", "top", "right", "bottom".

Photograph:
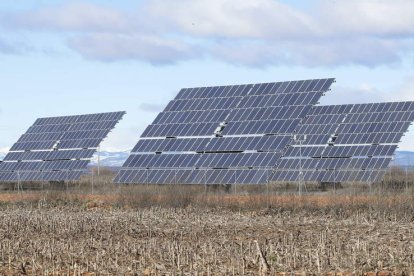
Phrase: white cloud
[
  {"left": 319, "top": 0, "right": 414, "bottom": 37},
  {"left": 319, "top": 85, "right": 386, "bottom": 106},
  {"left": 146, "top": 0, "right": 319, "bottom": 39},
  {"left": 210, "top": 37, "right": 408, "bottom": 68},
  {"left": 0, "top": 147, "right": 10, "bottom": 155},
  {"left": 3, "top": 2, "right": 132, "bottom": 33},
  {"left": 68, "top": 34, "right": 199, "bottom": 64},
  {"left": 0, "top": 37, "right": 31, "bottom": 54},
  {"left": 138, "top": 103, "right": 165, "bottom": 113},
  {"left": 1, "top": 0, "right": 414, "bottom": 67},
  {"left": 389, "top": 76, "right": 414, "bottom": 101}
]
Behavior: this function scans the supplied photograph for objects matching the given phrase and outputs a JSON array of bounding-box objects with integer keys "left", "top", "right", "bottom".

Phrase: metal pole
[
  {"left": 368, "top": 169, "right": 373, "bottom": 194},
  {"left": 294, "top": 135, "right": 307, "bottom": 196},
  {"left": 97, "top": 145, "right": 100, "bottom": 177},
  {"left": 91, "top": 168, "right": 94, "bottom": 194},
  {"left": 298, "top": 139, "right": 303, "bottom": 196},
  {"left": 405, "top": 167, "right": 408, "bottom": 192},
  {"left": 204, "top": 169, "right": 207, "bottom": 194},
  {"left": 204, "top": 170, "right": 207, "bottom": 194},
  {"left": 406, "top": 154, "right": 409, "bottom": 193},
  {"left": 17, "top": 171, "right": 20, "bottom": 193},
  {"left": 266, "top": 169, "right": 270, "bottom": 207}
]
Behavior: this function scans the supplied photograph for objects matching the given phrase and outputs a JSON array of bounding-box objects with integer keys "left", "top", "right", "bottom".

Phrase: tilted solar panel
[
  {"left": 115, "top": 78, "right": 335, "bottom": 184},
  {"left": 273, "top": 102, "right": 414, "bottom": 183},
  {"left": 0, "top": 111, "right": 125, "bottom": 181}
]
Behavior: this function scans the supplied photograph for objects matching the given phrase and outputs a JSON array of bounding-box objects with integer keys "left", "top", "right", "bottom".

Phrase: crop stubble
[{"left": 0, "top": 199, "right": 413, "bottom": 275}]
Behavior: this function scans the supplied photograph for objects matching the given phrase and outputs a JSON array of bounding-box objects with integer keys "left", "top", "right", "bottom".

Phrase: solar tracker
[
  {"left": 0, "top": 111, "right": 125, "bottom": 181},
  {"left": 273, "top": 102, "right": 414, "bottom": 183},
  {"left": 115, "top": 78, "right": 335, "bottom": 184}
]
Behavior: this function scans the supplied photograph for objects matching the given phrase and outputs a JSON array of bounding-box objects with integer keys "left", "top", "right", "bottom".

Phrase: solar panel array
[
  {"left": 0, "top": 111, "right": 125, "bottom": 181},
  {"left": 273, "top": 102, "right": 414, "bottom": 183},
  {"left": 115, "top": 79, "right": 335, "bottom": 184}
]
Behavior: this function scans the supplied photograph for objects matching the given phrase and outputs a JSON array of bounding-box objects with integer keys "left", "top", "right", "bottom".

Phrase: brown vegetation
[{"left": 0, "top": 167, "right": 413, "bottom": 274}]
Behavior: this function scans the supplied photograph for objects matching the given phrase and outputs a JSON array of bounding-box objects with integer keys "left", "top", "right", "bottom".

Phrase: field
[{"left": 0, "top": 169, "right": 413, "bottom": 275}]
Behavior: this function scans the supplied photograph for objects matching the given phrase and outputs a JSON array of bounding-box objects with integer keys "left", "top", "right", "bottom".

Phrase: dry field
[{"left": 0, "top": 185, "right": 413, "bottom": 275}]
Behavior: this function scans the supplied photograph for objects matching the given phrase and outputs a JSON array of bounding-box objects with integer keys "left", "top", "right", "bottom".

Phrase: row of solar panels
[
  {"left": 154, "top": 105, "right": 310, "bottom": 125},
  {"left": 133, "top": 136, "right": 290, "bottom": 153},
  {"left": 114, "top": 169, "right": 385, "bottom": 184},
  {"left": 11, "top": 139, "right": 103, "bottom": 151},
  {"left": 34, "top": 112, "right": 125, "bottom": 126},
  {"left": 19, "top": 129, "right": 111, "bottom": 143},
  {"left": 117, "top": 78, "right": 414, "bottom": 184},
  {"left": 0, "top": 160, "right": 89, "bottom": 172},
  {"left": 124, "top": 152, "right": 283, "bottom": 169},
  {"left": 143, "top": 119, "right": 302, "bottom": 137},
  {"left": 0, "top": 78, "right": 413, "bottom": 184},
  {"left": 175, "top": 79, "right": 333, "bottom": 100},
  {"left": 166, "top": 92, "right": 321, "bottom": 112},
  {"left": 0, "top": 171, "right": 84, "bottom": 181},
  {"left": 0, "top": 111, "right": 126, "bottom": 182},
  {"left": 123, "top": 153, "right": 391, "bottom": 170},
  {"left": 27, "top": 121, "right": 118, "bottom": 134},
  {"left": 3, "top": 149, "right": 95, "bottom": 161}
]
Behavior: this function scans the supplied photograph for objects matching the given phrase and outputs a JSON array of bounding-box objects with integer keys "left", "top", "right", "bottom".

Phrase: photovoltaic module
[
  {"left": 0, "top": 111, "right": 125, "bottom": 181},
  {"left": 115, "top": 79, "right": 339, "bottom": 184}
]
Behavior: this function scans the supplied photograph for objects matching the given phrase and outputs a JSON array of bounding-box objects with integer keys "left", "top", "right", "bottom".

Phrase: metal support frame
[
  {"left": 294, "top": 135, "right": 307, "bottom": 196},
  {"left": 97, "top": 145, "right": 101, "bottom": 177}
]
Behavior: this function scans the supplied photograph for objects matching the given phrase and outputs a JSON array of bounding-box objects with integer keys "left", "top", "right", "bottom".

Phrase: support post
[
  {"left": 91, "top": 168, "right": 94, "bottom": 194},
  {"left": 294, "top": 135, "right": 307, "bottom": 196},
  {"left": 97, "top": 145, "right": 100, "bottom": 177},
  {"left": 17, "top": 171, "right": 20, "bottom": 193}
]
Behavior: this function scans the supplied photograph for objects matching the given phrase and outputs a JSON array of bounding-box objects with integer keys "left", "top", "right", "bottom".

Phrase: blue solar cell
[
  {"left": 117, "top": 79, "right": 339, "bottom": 184},
  {"left": 275, "top": 102, "right": 414, "bottom": 183},
  {"left": 0, "top": 111, "right": 125, "bottom": 182}
]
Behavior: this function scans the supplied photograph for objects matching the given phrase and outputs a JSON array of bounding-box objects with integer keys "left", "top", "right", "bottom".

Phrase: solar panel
[
  {"left": 115, "top": 78, "right": 335, "bottom": 184},
  {"left": 273, "top": 102, "right": 414, "bottom": 183},
  {"left": 0, "top": 111, "right": 125, "bottom": 182}
]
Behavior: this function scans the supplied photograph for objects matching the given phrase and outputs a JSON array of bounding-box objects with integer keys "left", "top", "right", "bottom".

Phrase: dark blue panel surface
[{"left": 0, "top": 111, "right": 125, "bottom": 182}]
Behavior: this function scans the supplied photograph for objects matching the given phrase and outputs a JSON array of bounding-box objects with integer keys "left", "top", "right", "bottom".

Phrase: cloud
[
  {"left": 147, "top": 0, "right": 414, "bottom": 39},
  {"left": 1, "top": 0, "right": 414, "bottom": 67},
  {"left": 210, "top": 37, "right": 406, "bottom": 68},
  {"left": 3, "top": 2, "right": 132, "bottom": 33},
  {"left": 319, "top": 0, "right": 414, "bottom": 37},
  {"left": 0, "top": 37, "right": 30, "bottom": 54},
  {"left": 138, "top": 103, "right": 165, "bottom": 113},
  {"left": 390, "top": 75, "right": 414, "bottom": 101},
  {"left": 0, "top": 147, "right": 10, "bottom": 155},
  {"left": 319, "top": 75, "right": 414, "bottom": 106},
  {"left": 146, "top": 0, "right": 319, "bottom": 39},
  {"left": 319, "top": 84, "right": 387, "bottom": 106},
  {"left": 68, "top": 34, "right": 199, "bottom": 64},
  {"left": 0, "top": 38, "right": 15, "bottom": 53}
]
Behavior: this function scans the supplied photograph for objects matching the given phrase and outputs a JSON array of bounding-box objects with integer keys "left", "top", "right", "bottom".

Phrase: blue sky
[{"left": 0, "top": 0, "right": 414, "bottom": 152}]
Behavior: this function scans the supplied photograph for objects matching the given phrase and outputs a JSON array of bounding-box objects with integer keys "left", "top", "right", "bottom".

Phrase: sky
[{"left": 0, "top": 0, "right": 414, "bottom": 152}]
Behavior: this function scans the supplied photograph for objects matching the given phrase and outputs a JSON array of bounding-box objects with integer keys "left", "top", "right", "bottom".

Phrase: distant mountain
[
  {"left": 0, "top": 147, "right": 8, "bottom": 161},
  {"left": 391, "top": 151, "right": 414, "bottom": 167},
  {"left": 90, "top": 150, "right": 130, "bottom": 167}
]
